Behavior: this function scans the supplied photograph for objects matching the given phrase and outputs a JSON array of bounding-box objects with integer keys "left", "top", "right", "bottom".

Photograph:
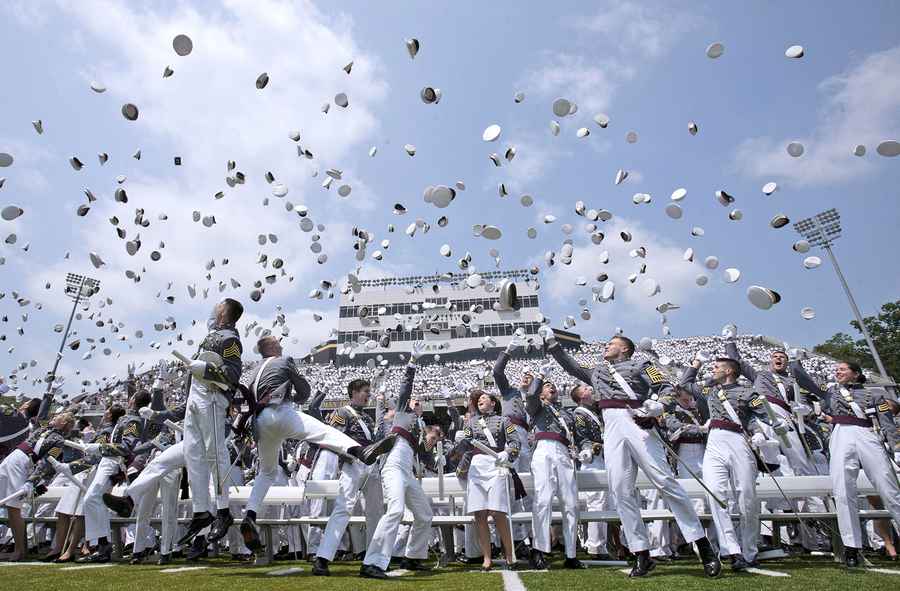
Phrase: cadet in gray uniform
[
  {"left": 539, "top": 327, "right": 720, "bottom": 578},
  {"left": 526, "top": 364, "right": 585, "bottom": 570},
  {"left": 791, "top": 358, "right": 900, "bottom": 568},
  {"left": 681, "top": 357, "right": 773, "bottom": 570},
  {"left": 460, "top": 390, "right": 520, "bottom": 571},
  {"left": 240, "top": 336, "right": 391, "bottom": 552},
  {"left": 493, "top": 336, "right": 534, "bottom": 549},
  {"left": 181, "top": 299, "right": 245, "bottom": 544}
]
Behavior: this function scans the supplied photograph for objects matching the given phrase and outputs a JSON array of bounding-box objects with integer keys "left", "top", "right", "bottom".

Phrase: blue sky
[{"left": 1, "top": 0, "right": 899, "bottom": 394}]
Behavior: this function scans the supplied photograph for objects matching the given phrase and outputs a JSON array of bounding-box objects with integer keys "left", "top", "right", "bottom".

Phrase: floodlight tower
[
  {"left": 43, "top": 273, "right": 101, "bottom": 399},
  {"left": 793, "top": 209, "right": 888, "bottom": 379}
]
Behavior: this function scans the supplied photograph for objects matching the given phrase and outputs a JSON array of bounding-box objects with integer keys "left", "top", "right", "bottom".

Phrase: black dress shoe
[
  {"left": 564, "top": 557, "right": 587, "bottom": 569},
  {"left": 529, "top": 548, "right": 547, "bottom": 570},
  {"left": 103, "top": 493, "right": 135, "bottom": 518},
  {"left": 240, "top": 516, "right": 263, "bottom": 552},
  {"left": 77, "top": 545, "right": 112, "bottom": 564},
  {"left": 844, "top": 547, "right": 861, "bottom": 568},
  {"left": 731, "top": 555, "right": 750, "bottom": 572},
  {"left": 208, "top": 511, "right": 234, "bottom": 543},
  {"left": 186, "top": 536, "right": 208, "bottom": 562},
  {"left": 231, "top": 553, "right": 253, "bottom": 562},
  {"left": 695, "top": 537, "right": 722, "bottom": 578},
  {"left": 39, "top": 552, "right": 61, "bottom": 563},
  {"left": 157, "top": 554, "right": 172, "bottom": 566},
  {"left": 360, "top": 563, "right": 388, "bottom": 579},
  {"left": 130, "top": 550, "right": 148, "bottom": 565},
  {"left": 352, "top": 435, "right": 396, "bottom": 465},
  {"left": 177, "top": 512, "right": 214, "bottom": 546},
  {"left": 628, "top": 551, "right": 656, "bottom": 577},
  {"left": 398, "top": 557, "right": 431, "bottom": 571},
  {"left": 312, "top": 556, "right": 331, "bottom": 576}
]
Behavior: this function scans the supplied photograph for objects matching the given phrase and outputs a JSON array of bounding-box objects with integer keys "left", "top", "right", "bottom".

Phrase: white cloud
[
  {"left": 733, "top": 45, "right": 900, "bottom": 186},
  {"left": 521, "top": 1, "right": 699, "bottom": 113},
  {"left": 3, "top": 0, "right": 389, "bottom": 389},
  {"left": 535, "top": 214, "right": 708, "bottom": 337}
]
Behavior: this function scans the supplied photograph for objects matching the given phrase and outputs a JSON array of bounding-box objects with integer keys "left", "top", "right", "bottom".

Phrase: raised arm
[
  {"left": 678, "top": 365, "right": 708, "bottom": 402},
  {"left": 526, "top": 372, "right": 545, "bottom": 418},
  {"left": 493, "top": 350, "right": 513, "bottom": 396},
  {"left": 286, "top": 358, "right": 311, "bottom": 404},
  {"left": 725, "top": 340, "right": 758, "bottom": 383},
  {"left": 397, "top": 363, "right": 417, "bottom": 411},
  {"left": 546, "top": 344, "right": 592, "bottom": 384}
]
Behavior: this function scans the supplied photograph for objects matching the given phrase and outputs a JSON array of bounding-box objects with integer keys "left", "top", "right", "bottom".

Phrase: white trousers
[
  {"left": 184, "top": 388, "right": 231, "bottom": 513},
  {"left": 363, "top": 442, "right": 433, "bottom": 571},
  {"left": 531, "top": 439, "right": 578, "bottom": 557},
  {"left": 129, "top": 443, "right": 186, "bottom": 554},
  {"left": 703, "top": 429, "right": 759, "bottom": 560},
  {"left": 307, "top": 449, "right": 340, "bottom": 554},
  {"left": 317, "top": 460, "right": 383, "bottom": 561},
  {"left": 581, "top": 456, "right": 611, "bottom": 554},
  {"left": 830, "top": 424, "right": 900, "bottom": 548},
  {"left": 247, "top": 403, "right": 358, "bottom": 514},
  {"left": 83, "top": 457, "right": 122, "bottom": 543},
  {"left": 646, "top": 488, "right": 673, "bottom": 557},
  {"left": 510, "top": 425, "right": 533, "bottom": 542},
  {"left": 602, "top": 408, "right": 704, "bottom": 553}
]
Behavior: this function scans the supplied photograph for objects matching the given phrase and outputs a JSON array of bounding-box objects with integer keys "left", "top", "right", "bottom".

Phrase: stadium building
[{"left": 335, "top": 269, "right": 579, "bottom": 365}]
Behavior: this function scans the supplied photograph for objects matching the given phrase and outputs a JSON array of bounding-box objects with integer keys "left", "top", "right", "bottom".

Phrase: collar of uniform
[{"left": 349, "top": 402, "right": 365, "bottom": 412}]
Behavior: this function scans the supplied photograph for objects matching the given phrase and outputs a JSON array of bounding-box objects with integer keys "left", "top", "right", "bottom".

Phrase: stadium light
[
  {"left": 43, "top": 273, "right": 101, "bottom": 398},
  {"left": 793, "top": 209, "right": 888, "bottom": 379}
]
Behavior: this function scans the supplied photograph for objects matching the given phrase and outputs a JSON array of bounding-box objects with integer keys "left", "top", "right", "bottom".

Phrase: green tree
[{"left": 814, "top": 300, "right": 900, "bottom": 382}]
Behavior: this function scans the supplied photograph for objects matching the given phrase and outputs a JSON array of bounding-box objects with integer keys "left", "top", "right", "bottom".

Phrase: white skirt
[
  {"left": 55, "top": 471, "right": 89, "bottom": 515},
  {"left": 0, "top": 449, "right": 32, "bottom": 509},
  {"left": 465, "top": 453, "right": 511, "bottom": 514}
]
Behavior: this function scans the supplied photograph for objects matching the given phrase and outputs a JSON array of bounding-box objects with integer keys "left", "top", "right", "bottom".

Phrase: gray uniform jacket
[
  {"left": 526, "top": 374, "right": 577, "bottom": 451},
  {"left": 725, "top": 341, "right": 805, "bottom": 410},
  {"left": 679, "top": 366, "right": 766, "bottom": 434},
  {"left": 493, "top": 351, "right": 530, "bottom": 428}
]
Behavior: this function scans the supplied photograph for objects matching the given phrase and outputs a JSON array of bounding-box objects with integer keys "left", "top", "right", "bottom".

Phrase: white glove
[
  {"left": 694, "top": 350, "right": 711, "bottom": 364},
  {"left": 721, "top": 324, "right": 737, "bottom": 340},
  {"left": 435, "top": 454, "right": 447, "bottom": 468},
  {"left": 698, "top": 424, "right": 709, "bottom": 435},
  {"left": 638, "top": 400, "right": 664, "bottom": 418},
  {"left": 138, "top": 406, "right": 157, "bottom": 420},
  {"left": 537, "top": 325, "right": 557, "bottom": 345},
  {"left": 791, "top": 403, "right": 812, "bottom": 417},
  {"left": 82, "top": 443, "right": 101, "bottom": 456},
  {"left": 772, "top": 418, "right": 791, "bottom": 435},
  {"left": 788, "top": 348, "right": 808, "bottom": 361},
  {"left": 495, "top": 451, "right": 509, "bottom": 466},
  {"left": 286, "top": 457, "right": 297, "bottom": 473},
  {"left": 578, "top": 449, "right": 593, "bottom": 464},
  {"left": 750, "top": 432, "right": 767, "bottom": 449},
  {"left": 189, "top": 360, "right": 207, "bottom": 378},
  {"left": 410, "top": 340, "right": 426, "bottom": 363},
  {"left": 538, "top": 363, "right": 554, "bottom": 378},
  {"left": 893, "top": 452, "right": 900, "bottom": 466},
  {"left": 21, "top": 482, "right": 34, "bottom": 496},
  {"left": 506, "top": 332, "right": 525, "bottom": 353}
]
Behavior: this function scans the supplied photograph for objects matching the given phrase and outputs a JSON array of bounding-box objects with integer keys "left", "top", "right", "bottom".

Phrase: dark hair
[
  {"left": 222, "top": 298, "right": 244, "bottom": 323},
  {"left": 717, "top": 358, "right": 741, "bottom": 376},
  {"left": 132, "top": 389, "right": 152, "bottom": 409},
  {"left": 842, "top": 360, "right": 867, "bottom": 384},
  {"left": 469, "top": 389, "right": 498, "bottom": 413},
  {"left": 77, "top": 417, "right": 91, "bottom": 429},
  {"left": 347, "top": 378, "right": 370, "bottom": 397},
  {"left": 108, "top": 403, "right": 126, "bottom": 424},
  {"left": 424, "top": 424, "right": 444, "bottom": 438},
  {"left": 612, "top": 335, "right": 635, "bottom": 357},
  {"left": 569, "top": 383, "right": 587, "bottom": 405},
  {"left": 257, "top": 335, "right": 280, "bottom": 357},
  {"left": 19, "top": 398, "right": 41, "bottom": 418}
]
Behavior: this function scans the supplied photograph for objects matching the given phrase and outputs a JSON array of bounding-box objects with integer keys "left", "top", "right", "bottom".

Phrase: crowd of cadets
[{"left": 2, "top": 300, "right": 899, "bottom": 578}]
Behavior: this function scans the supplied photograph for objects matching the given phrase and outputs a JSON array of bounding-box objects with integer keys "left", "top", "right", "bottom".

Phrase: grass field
[{"left": 2, "top": 553, "right": 900, "bottom": 591}]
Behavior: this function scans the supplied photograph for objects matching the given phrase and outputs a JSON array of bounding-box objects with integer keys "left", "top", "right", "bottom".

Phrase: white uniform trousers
[
  {"left": 602, "top": 408, "right": 704, "bottom": 553},
  {"left": 581, "top": 456, "right": 611, "bottom": 555},
  {"left": 830, "top": 423, "right": 900, "bottom": 548},
  {"left": 317, "top": 460, "right": 383, "bottom": 561},
  {"left": 83, "top": 456, "right": 123, "bottom": 543},
  {"left": 510, "top": 425, "right": 533, "bottom": 542},
  {"left": 130, "top": 443, "right": 186, "bottom": 553},
  {"left": 363, "top": 439, "right": 433, "bottom": 571},
  {"left": 646, "top": 488, "right": 673, "bottom": 557},
  {"left": 184, "top": 387, "right": 231, "bottom": 514},
  {"left": 703, "top": 429, "right": 759, "bottom": 560},
  {"left": 531, "top": 439, "right": 579, "bottom": 558},
  {"left": 247, "top": 403, "right": 358, "bottom": 514},
  {"left": 307, "top": 450, "right": 340, "bottom": 554},
  {"left": 677, "top": 442, "right": 716, "bottom": 545}
]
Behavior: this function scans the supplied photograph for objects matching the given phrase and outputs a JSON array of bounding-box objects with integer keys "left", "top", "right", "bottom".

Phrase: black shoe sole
[
  {"left": 240, "top": 521, "right": 263, "bottom": 551},
  {"left": 177, "top": 516, "right": 215, "bottom": 546},
  {"left": 359, "top": 436, "right": 397, "bottom": 465},
  {"left": 208, "top": 517, "right": 234, "bottom": 543},
  {"left": 102, "top": 493, "right": 133, "bottom": 518},
  {"left": 629, "top": 561, "right": 657, "bottom": 577}
]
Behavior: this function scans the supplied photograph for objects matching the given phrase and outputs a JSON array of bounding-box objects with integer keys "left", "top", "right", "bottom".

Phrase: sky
[{"left": 1, "top": 0, "right": 899, "bottom": 395}]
